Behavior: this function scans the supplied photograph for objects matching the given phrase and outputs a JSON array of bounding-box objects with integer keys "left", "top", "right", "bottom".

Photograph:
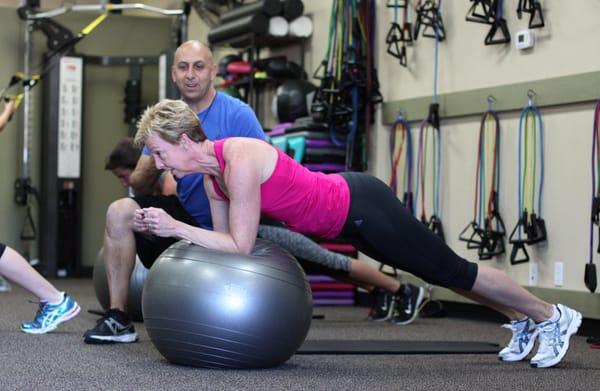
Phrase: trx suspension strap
[
  {"left": 0, "top": 73, "right": 34, "bottom": 103},
  {"left": 389, "top": 113, "right": 415, "bottom": 216},
  {"left": 0, "top": 73, "right": 38, "bottom": 119},
  {"left": 9, "top": 9, "right": 110, "bottom": 251},
  {"left": 414, "top": 0, "right": 444, "bottom": 241},
  {"left": 587, "top": 100, "right": 600, "bottom": 293},
  {"left": 385, "top": 0, "right": 412, "bottom": 67},
  {"left": 508, "top": 91, "right": 547, "bottom": 264},
  {"left": 10, "top": 9, "right": 109, "bottom": 93},
  {"left": 459, "top": 96, "right": 505, "bottom": 259}
]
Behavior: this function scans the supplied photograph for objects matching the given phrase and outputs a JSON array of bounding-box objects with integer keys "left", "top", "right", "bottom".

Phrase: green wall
[
  {"left": 0, "top": 7, "right": 174, "bottom": 269},
  {"left": 0, "top": 9, "right": 26, "bottom": 252}
]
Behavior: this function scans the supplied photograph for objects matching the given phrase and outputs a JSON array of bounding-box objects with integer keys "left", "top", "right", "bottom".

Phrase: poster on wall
[{"left": 57, "top": 56, "right": 83, "bottom": 179}]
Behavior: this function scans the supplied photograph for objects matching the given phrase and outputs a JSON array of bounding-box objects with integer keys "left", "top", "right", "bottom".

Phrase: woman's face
[{"left": 146, "top": 133, "right": 195, "bottom": 179}]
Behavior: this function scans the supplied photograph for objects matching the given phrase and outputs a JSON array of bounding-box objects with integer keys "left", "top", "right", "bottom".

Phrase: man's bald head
[{"left": 174, "top": 40, "right": 214, "bottom": 66}]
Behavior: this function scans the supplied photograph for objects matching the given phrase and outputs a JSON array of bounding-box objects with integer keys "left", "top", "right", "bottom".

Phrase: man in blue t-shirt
[{"left": 84, "top": 41, "right": 265, "bottom": 344}]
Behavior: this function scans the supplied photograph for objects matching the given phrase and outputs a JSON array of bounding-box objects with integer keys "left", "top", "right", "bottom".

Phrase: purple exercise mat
[
  {"left": 307, "top": 275, "right": 336, "bottom": 283},
  {"left": 267, "top": 122, "right": 294, "bottom": 136},
  {"left": 305, "top": 139, "right": 338, "bottom": 148},
  {"left": 312, "top": 291, "right": 355, "bottom": 299}
]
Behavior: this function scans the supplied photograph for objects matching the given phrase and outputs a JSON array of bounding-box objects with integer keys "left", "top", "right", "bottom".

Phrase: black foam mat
[{"left": 297, "top": 340, "right": 500, "bottom": 355}]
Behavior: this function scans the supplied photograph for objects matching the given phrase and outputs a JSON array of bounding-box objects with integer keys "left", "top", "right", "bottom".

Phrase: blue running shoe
[{"left": 20, "top": 292, "right": 81, "bottom": 334}]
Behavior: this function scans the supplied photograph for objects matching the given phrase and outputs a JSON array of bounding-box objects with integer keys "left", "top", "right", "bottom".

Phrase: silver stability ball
[
  {"left": 93, "top": 247, "right": 148, "bottom": 321},
  {"left": 142, "top": 240, "right": 312, "bottom": 369}
]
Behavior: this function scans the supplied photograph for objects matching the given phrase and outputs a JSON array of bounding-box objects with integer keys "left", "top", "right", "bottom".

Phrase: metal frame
[
  {"left": 21, "top": 2, "right": 188, "bottom": 277},
  {"left": 24, "top": 3, "right": 185, "bottom": 19}
]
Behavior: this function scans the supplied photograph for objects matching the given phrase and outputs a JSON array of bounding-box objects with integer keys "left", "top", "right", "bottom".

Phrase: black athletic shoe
[
  {"left": 368, "top": 288, "right": 396, "bottom": 321},
  {"left": 83, "top": 309, "right": 138, "bottom": 344},
  {"left": 391, "top": 283, "right": 425, "bottom": 325}
]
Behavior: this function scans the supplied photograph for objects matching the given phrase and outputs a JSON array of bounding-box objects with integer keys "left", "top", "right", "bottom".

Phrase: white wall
[
  {"left": 379, "top": 1, "right": 600, "bottom": 99},
  {"left": 378, "top": 0, "right": 600, "bottom": 291},
  {"left": 373, "top": 1, "right": 599, "bottom": 292},
  {"left": 302, "top": 1, "right": 600, "bottom": 293}
]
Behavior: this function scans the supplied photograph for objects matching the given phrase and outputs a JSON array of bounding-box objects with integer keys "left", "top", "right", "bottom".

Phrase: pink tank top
[{"left": 209, "top": 139, "right": 350, "bottom": 239}]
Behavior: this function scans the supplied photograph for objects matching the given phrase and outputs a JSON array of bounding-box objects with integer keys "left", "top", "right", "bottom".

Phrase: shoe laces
[
  {"left": 27, "top": 300, "right": 48, "bottom": 325},
  {"left": 536, "top": 319, "right": 562, "bottom": 356},
  {"left": 501, "top": 319, "right": 532, "bottom": 349}
]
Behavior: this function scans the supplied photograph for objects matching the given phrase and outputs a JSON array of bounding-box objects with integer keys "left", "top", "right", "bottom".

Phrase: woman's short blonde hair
[{"left": 134, "top": 99, "right": 207, "bottom": 146}]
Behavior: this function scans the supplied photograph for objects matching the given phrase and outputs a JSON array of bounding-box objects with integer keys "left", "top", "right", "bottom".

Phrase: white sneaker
[
  {"left": 530, "top": 304, "right": 582, "bottom": 368},
  {"left": 498, "top": 318, "right": 539, "bottom": 361}
]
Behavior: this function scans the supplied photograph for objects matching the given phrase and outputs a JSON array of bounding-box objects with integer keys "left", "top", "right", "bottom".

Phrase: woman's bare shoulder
[{"left": 225, "top": 137, "right": 271, "bottom": 157}]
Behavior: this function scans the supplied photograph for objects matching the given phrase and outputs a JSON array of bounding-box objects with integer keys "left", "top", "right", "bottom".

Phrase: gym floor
[{"left": 1, "top": 279, "right": 598, "bottom": 390}]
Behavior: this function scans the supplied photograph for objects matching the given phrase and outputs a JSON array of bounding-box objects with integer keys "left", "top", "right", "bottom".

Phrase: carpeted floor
[{"left": 0, "top": 279, "right": 598, "bottom": 390}]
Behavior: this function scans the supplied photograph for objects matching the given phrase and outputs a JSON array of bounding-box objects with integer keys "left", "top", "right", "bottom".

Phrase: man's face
[
  {"left": 111, "top": 167, "right": 133, "bottom": 188},
  {"left": 171, "top": 43, "right": 217, "bottom": 103}
]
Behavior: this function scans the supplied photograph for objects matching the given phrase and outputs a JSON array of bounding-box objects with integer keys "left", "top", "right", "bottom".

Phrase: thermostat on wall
[{"left": 515, "top": 29, "right": 535, "bottom": 50}]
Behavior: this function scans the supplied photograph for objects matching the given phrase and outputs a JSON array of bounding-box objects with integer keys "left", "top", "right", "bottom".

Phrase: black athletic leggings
[
  {"left": 339, "top": 172, "right": 478, "bottom": 291},
  {"left": 0, "top": 242, "right": 6, "bottom": 259}
]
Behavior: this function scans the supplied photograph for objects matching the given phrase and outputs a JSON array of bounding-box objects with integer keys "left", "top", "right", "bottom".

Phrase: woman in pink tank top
[{"left": 132, "top": 100, "right": 582, "bottom": 369}]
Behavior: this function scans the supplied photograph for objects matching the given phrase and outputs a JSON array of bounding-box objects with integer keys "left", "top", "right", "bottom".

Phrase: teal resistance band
[{"left": 508, "top": 91, "right": 546, "bottom": 264}]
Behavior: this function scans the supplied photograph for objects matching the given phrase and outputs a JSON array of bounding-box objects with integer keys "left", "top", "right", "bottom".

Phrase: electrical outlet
[
  {"left": 529, "top": 262, "right": 538, "bottom": 286},
  {"left": 554, "top": 262, "right": 564, "bottom": 286}
]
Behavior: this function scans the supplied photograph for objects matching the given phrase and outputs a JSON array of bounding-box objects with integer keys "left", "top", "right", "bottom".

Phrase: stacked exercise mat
[
  {"left": 308, "top": 240, "right": 358, "bottom": 305},
  {"left": 309, "top": 275, "right": 354, "bottom": 306},
  {"left": 268, "top": 118, "right": 356, "bottom": 306},
  {"left": 208, "top": 0, "right": 311, "bottom": 47},
  {"left": 269, "top": 118, "right": 347, "bottom": 173}
]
